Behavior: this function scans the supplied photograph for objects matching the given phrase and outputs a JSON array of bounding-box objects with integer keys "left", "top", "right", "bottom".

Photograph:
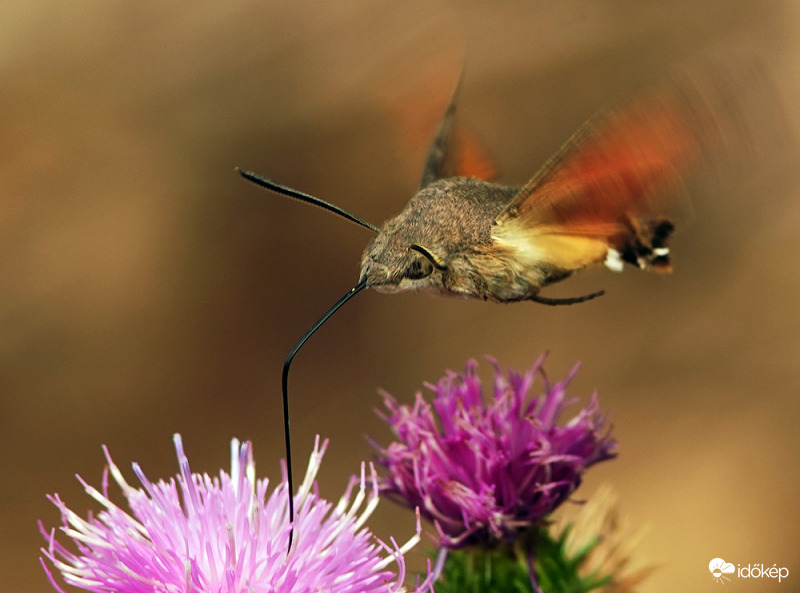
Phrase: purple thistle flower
[
  {"left": 41, "top": 435, "right": 430, "bottom": 593},
  {"left": 374, "top": 356, "right": 616, "bottom": 548}
]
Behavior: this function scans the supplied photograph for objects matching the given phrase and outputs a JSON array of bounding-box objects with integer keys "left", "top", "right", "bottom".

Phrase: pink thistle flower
[
  {"left": 41, "top": 435, "right": 430, "bottom": 593},
  {"left": 374, "top": 357, "right": 616, "bottom": 548}
]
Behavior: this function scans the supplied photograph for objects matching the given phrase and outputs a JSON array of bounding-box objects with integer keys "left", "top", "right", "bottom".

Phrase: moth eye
[{"left": 405, "top": 258, "right": 434, "bottom": 280}]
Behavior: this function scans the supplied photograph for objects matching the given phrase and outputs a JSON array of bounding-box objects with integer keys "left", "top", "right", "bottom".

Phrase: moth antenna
[
  {"left": 237, "top": 168, "right": 380, "bottom": 233},
  {"left": 529, "top": 290, "right": 605, "bottom": 306},
  {"left": 282, "top": 279, "right": 368, "bottom": 552}
]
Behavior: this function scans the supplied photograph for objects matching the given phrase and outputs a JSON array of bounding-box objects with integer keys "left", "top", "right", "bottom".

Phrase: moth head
[
  {"left": 359, "top": 239, "right": 449, "bottom": 294},
  {"left": 357, "top": 178, "right": 508, "bottom": 296}
]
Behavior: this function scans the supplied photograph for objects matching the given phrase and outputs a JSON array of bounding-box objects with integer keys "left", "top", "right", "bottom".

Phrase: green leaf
[{"left": 432, "top": 527, "right": 612, "bottom": 593}]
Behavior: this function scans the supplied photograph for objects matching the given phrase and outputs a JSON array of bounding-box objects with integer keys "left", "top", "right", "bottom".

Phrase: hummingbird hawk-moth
[
  {"left": 238, "top": 66, "right": 758, "bottom": 544},
  {"left": 242, "top": 81, "right": 700, "bottom": 305}
]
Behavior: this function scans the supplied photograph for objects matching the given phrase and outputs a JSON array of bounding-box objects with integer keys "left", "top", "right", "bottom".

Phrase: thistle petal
[
  {"left": 375, "top": 357, "right": 616, "bottom": 548},
  {"left": 41, "top": 436, "right": 431, "bottom": 593}
]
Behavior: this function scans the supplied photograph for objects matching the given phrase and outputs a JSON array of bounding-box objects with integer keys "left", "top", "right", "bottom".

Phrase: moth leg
[{"left": 529, "top": 290, "right": 605, "bottom": 306}]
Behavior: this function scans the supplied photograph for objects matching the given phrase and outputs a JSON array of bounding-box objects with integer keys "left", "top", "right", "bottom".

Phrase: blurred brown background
[{"left": 2, "top": 1, "right": 799, "bottom": 592}]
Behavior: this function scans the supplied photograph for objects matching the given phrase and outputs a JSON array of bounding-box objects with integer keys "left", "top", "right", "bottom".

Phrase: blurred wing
[
  {"left": 419, "top": 96, "right": 498, "bottom": 188},
  {"left": 492, "top": 61, "right": 787, "bottom": 276},
  {"left": 495, "top": 88, "right": 698, "bottom": 234}
]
